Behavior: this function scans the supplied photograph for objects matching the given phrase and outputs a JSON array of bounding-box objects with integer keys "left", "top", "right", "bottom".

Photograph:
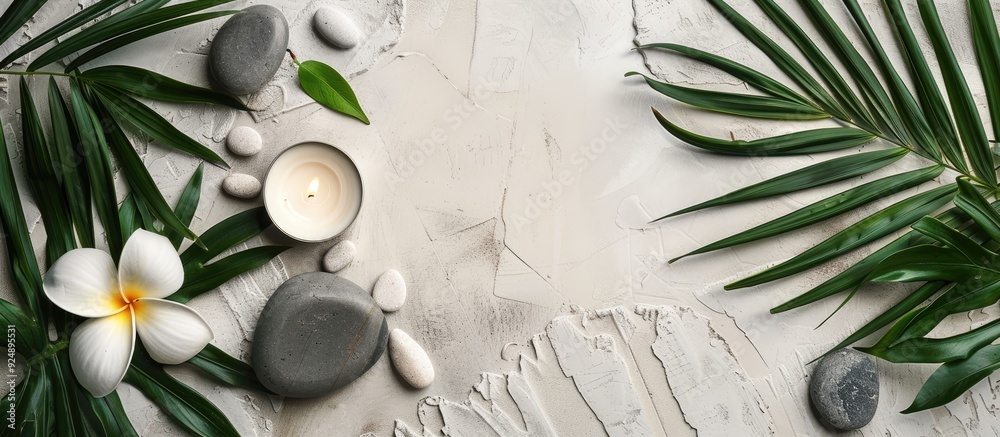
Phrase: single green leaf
[
  {"left": 80, "top": 391, "right": 139, "bottom": 437},
  {"left": 66, "top": 11, "right": 239, "bottom": 73},
  {"left": 68, "top": 80, "right": 124, "bottom": 259},
  {"left": 822, "top": 282, "right": 946, "bottom": 358},
  {"left": 28, "top": 0, "right": 233, "bottom": 71},
  {"left": 180, "top": 207, "right": 273, "bottom": 268},
  {"left": 841, "top": 0, "right": 941, "bottom": 161},
  {"left": 167, "top": 164, "right": 204, "bottom": 248},
  {"left": 919, "top": 0, "right": 996, "bottom": 187},
  {"left": 652, "top": 108, "right": 874, "bottom": 156},
  {"left": 20, "top": 79, "right": 75, "bottom": 266},
  {"left": 173, "top": 246, "right": 289, "bottom": 303},
  {"left": 883, "top": 0, "right": 965, "bottom": 172},
  {"left": 954, "top": 179, "right": 1000, "bottom": 245},
  {"left": 48, "top": 78, "right": 95, "bottom": 248},
  {"left": 93, "top": 86, "right": 228, "bottom": 168},
  {"left": 671, "top": 166, "right": 944, "bottom": 261},
  {"left": 902, "top": 344, "right": 1000, "bottom": 413},
  {"left": 868, "top": 317, "right": 1000, "bottom": 364},
  {"left": 664, "top": 147, "right": 908, "bottom": 218},
  {"left": 969, "top": 0, "right": 1000, "bottom": 147},
  {"left": 119, "top": 194, "right": 143, "bottom": 241},
  {"left": 125, "top": 352, "right": 240, "bottom": 437},
  {"left": 187, "top": 344, "right": 274, "bottom": 394},
  {"left": 0, "top": 0, "right": 47, "bottom": 53},
  {"left": 80, "top": 65, "right": 248, "bottom": 110},
  {"left": 628, "top": 72, "right": 828, "bottom": 120},
  {"left": 703, "top": 0, "right": 846, "bottom": 119},
  {"left": 637, "top": 43, "right": 812, "bottom": 105},
  {"left": 0, "top": 0, "right": 128, "bottom": 68},
  {"left": 85, "top": 89, "right": 200, "bottom": 243},
  {"left": 728, "top": 184, "right": 957, "bottom": 290},
  {"left": 750, "top": 0, "right": 875, "bottom": 129},
  {"left": 296, "top": 59, "right": 370, "bottom": 124}
]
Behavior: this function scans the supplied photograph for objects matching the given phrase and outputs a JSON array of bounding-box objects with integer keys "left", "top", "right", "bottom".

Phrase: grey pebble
[
  {"left": 209, "top": 5, "right": 289, "bottom": 95},
  {"left": 252, "top": 273, "right": 389, "bottom": 398},
  {"left": 810, "top": 348, "right": 879, "bottom": 430}
]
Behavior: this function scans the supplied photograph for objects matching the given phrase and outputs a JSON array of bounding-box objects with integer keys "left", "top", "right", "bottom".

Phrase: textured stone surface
[
  {"left": 209, "top": 5, "right": 289, "bottom": 95},
  {"left": 251, "top": 273, "right": 388, "bottom": 398},
  {"left": 313, "top": 6, "right": 359, "bottom": 49},
  {"left": 322, "top": 240, "right": 356, "bottom": 273},
  {"left": 809, "top": 349, "right": 879, "bottom": 430},
  {"left": 372, "top": 269, "right": 406, "bottom": 312},
  {"left": 222, "top": 173, "right": 261, "bottom": 199},
  {"left": 226, "top": 126, "right": 263, "bottom": 157},
  {"left": 388, "top": 329, "right": 434, "bottom": 389}
]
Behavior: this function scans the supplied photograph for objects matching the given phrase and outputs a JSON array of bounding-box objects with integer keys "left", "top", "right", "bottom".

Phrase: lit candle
[{"left": 263, "top": 141, "right": 364, "bottom": 242}]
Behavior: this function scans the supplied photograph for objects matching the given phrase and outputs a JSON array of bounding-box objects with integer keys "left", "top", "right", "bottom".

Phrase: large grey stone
[
  {"left": 209, "top": 5, "right": 289, "bottom": 95},
  {"left": 252, "top": 272, "right": 388, "bottom": 398},
  {"left": 809, "top": 349, "right": 879, "bottom": 430}
]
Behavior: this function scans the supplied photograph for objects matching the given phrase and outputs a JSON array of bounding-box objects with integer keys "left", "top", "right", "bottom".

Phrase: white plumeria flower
[{"left": 42, "top": 229, "right": 214, "bottom": 397}]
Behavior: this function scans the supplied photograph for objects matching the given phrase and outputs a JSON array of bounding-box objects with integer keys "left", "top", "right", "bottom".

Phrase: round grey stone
[
  {"left": 252, "top": 272, "right": 388, "bottom": 398},
  {"left": 209, "top": 5, "right": 289, "bottom": 95},
  {"left": 809, "top": 349, "right": 879, "bottom": 430}
]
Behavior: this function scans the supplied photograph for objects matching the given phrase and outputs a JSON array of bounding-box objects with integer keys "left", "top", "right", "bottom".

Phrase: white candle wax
[{"left": 263, "top": 142, "right": 363, "bottom": 242}]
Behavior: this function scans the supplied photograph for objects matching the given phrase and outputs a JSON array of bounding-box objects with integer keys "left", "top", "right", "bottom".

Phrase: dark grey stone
[
  {"left": 252, "top": 272, "right": 388, "bottom": 398},
  {"left": 809, "top": 349, "right": 879, "bottom": 430},
  {"left": 208, "top": 5, "right": 289, "bottom": 95}
]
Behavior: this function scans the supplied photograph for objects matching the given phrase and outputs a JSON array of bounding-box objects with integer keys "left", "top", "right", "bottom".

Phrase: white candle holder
[{"left": 263, "top": 141, "right": 364, "bottom": 242}]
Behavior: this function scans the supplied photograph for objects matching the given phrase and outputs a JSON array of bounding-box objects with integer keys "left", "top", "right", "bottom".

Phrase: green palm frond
[{"left": 635, "top": 0, "right": 1000, "bottom": 413}]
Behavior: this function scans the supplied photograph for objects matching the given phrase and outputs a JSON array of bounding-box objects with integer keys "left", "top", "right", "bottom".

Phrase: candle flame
[{"left": 306, "top": 177, "right": 320, "bottom": 199}]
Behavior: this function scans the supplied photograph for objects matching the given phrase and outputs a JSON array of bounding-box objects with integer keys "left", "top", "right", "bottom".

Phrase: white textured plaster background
[{"left": 0, "top": 0, "right": 997, "bottom": 435}]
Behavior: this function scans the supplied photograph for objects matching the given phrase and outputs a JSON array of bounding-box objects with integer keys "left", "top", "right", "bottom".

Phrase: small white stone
[
  {"left": 313, "top": 7, "right": 360, "bottom": 49},
  {"left": 372, "top": 269, "right": 406, "bottom": 312},
  {"left": 222, "top": 173, "right": 262, "bottom": 199},
  {"left": 323, "top": 240, "right": 356, "bottom": 273},
  {"left": 226, "top": 126, "right": 262, "bottom": 157},
  {"left": 388, "top": 329, "right": 434, "bottom": 389}
]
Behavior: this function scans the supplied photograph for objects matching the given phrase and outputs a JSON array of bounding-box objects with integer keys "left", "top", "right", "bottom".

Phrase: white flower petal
[
  {"left": 69, "top": 308, "right": 135, "bottom": 398},
  {"left": 133, "top": 298, "right": 214, "bottom": 365},
  {"left": 43, "top": 248, "right": 125, "bottom": 318},
  {"left": 118, "top": 229, "right": 185, "bottom": 300}
]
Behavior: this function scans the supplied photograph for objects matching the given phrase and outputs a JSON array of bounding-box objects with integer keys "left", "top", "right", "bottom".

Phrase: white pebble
[
  {"left": 313, "top": 7, "right": 360, "bottom": 49},
  {"left": 388, "top": 329, "right": 434, "bottom": 389},
  {"left": 226, "top": 126, "right": 262, "bottom": 157},
  {"left": 372, "top": 269, "right": 406, "bottom": 312},
  {"left": 222, "top": 173, "right": 261, "bottom": 199},
  {"left": 322, "top": 240, "right": 356, "bottom": 273}
]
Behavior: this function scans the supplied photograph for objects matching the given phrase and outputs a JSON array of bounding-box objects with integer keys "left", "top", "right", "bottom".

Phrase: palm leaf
[
  {"left": 80, "top": 66, "right": 248, "bottom": 110},
  {"left": 661, "top": 147, "right": 908, "bottom": 219},
  {"left": 48, "top": 78, "right": 94, "bottom": 248},
  {"left": 919, "top": 0, "right": 996, "bottom": 187},
  {"left": 652, "top": 108, "right": 874, "bottom": 156},
  {"left": 0, "top": 0, "right": 48, "bottom": 52},
  {"left": 187, "top": 344, "right": 274, "bottom": 394},
  {"left": 672, "top": 166, "right": 944, "bottom": 262},
  {"left": 64, "top": 11, "right": 238, "bottom": 73},
  {"left": 903, "top": 344, "right": 1000, "bottom": 413},
  {"left": 0, "top": 0, "right": 129, "bottom": 68},
  {"left": 636, "top": 43, "right": 811, "bottom": 105},
  {"left": 628, "top": 72, "right": 828, "bottom": 120},
  {"left": 167, "top": 164, "right": 204, "bottom": 248},
  {"left": 28, "top": 0, "right": 233, "bottom": 71}
]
